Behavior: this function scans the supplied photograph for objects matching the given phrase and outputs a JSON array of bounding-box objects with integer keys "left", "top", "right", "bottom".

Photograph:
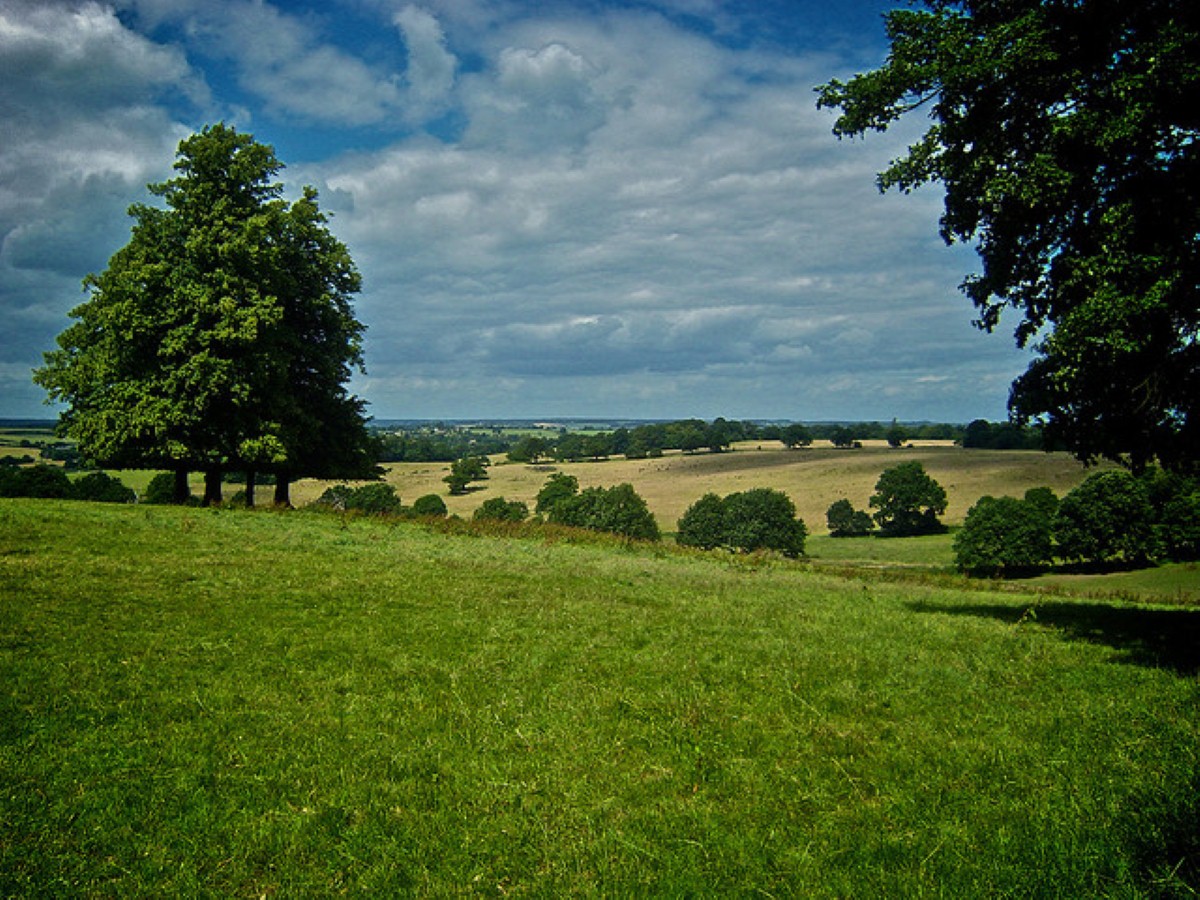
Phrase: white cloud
[{"left": 394, "top": 4, "right": 457, "bottom": 118}]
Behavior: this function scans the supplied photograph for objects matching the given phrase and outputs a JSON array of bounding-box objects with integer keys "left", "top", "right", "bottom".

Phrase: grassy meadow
[{"left": 2, "top": 499, "right": 1197, "bottom": 896}]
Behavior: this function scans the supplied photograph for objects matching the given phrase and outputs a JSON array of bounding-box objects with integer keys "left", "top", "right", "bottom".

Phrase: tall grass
[{"left": 1, "top": 500, "right": 1197, "bottom": 896}]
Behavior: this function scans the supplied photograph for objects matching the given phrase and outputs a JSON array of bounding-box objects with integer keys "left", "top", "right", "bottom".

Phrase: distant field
[
  {"left": 2, "top": 500, "right": 1196, "bottom": 896},
  {"left": 288, "top": 444, "right": 1107, "bottom": 535}
]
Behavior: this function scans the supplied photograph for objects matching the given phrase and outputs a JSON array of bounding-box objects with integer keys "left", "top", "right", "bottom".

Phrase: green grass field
[{"left": 2, "top": 500, "right": 1197, "bottom": 896}]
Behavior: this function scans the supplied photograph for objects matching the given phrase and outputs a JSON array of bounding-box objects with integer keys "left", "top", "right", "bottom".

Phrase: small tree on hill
[
  {"left": 826, "top": 499, "right": 874, "bottom": 537},
  {"left": 535, "top": 472, "right": 580, "bottom": 516},
  {"left": 411, "top": 494, "right": 448, "bottom": 517},
  {"left": 870, "top": 461, "right": 947, "bottom": 536}
]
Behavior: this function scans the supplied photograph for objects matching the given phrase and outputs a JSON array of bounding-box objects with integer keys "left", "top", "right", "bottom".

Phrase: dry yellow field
[{"left": 288, "top": 441, "right": 1107, "bottom": 534}]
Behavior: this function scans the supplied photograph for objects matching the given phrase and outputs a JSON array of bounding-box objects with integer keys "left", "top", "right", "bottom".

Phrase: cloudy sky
[{"left": 0, "top": 0, "right": 1033, "bottom": 422}]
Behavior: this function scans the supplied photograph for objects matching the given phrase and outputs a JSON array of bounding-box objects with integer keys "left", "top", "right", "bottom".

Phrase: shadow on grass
[{"left": 907, "top": 599, "right": 1200, "bottom": 675}]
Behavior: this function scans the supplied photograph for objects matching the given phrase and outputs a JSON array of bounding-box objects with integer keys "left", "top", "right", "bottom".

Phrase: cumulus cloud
[{"left": 0, "top": 0, "right": 1032, "bottom": 420}]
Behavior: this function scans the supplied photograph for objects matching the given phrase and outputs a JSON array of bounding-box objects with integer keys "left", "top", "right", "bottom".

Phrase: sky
[{"left": 0, "top": 0, "right": 1034, "bottom": 423}]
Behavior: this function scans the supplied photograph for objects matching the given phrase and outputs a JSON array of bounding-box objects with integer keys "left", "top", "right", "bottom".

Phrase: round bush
[
  {"left": 474, "top": 497, "right": 529, "bottom": 522},
  {"left": 826, "top": 498, "right": 874, "bottom": 537},
  {"left": 71, "top": 471, "right": 136, "bottom": 504},
  {"left": 954, "top": 495, "right": 1053, "bottom": 575},
  {"left": 677, "top": 493, "right": 726, "bottom": 550},
  {"left": 411, "top": 493, "right": 448, "bottom": 517}
]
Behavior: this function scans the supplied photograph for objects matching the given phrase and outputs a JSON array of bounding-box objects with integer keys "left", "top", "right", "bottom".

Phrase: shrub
[
  {"left": 677, "top": 488, "right": 806, "bottom": 557},
  {"left": 312, "top": 484, "right": 354, "bottom": 511},
  {"left": 473, "top": 497, "right": 529, "bottom": 522},
  {"left": 9, "top": 464, "right": 73, "bottom": 499},
  {"left": 346, "top": 483, "right": 402, "bottom": 515},
  {"left": 143, "top": 472, "right": 189, "bottom": 505},
  {"left": 870, "top": 461, "right": 947, "bottom": 536},
  {"left": 954, "top": 495, "right": 1054, "bottom": 575},
  {"left": 71, "top": 472, "right": 136, "bottom": 504},
  {"left": 825, "top": 498, "right": 875, "bottom": 537},
  {"left": 411, "top": 494, "right": 448, "bottom": 517},
  {"left": 676, "top": 493, "right": 727, "bottom": 550},
  {"left": 535, "top": 472, "right": 579, "bottom": 516},
  {"left": 1054, "top": 470, "right": 1153, "bottom": 564},
  {"left": 546, "top": 481, "right": 660, "bottom": 541}
]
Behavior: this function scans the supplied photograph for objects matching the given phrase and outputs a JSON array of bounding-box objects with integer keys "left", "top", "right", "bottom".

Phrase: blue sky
[{"left": 0, "top": 0, "right": 1032, "bottom": 422}]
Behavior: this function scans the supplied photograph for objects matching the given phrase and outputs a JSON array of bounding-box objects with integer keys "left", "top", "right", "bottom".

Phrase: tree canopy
[
  {"left": 818, "top": 0, "right": 1200, "bottom": 473},
  {"left": 35, "top": 124, "right": 371, "bottom": 505}
]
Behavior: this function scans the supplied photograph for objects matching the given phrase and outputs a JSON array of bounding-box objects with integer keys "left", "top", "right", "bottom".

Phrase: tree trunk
[
  {"left": 245, "top": 470, "right": 256, "bottom": 508},
  {"left": 274, "top": 476, "right": 291, "bottom": 508},
  {"left": 173, "top": 468, "right": 190, "bottom": 504},
  {"left": 203, "top": 468, "right": 223, "bottom": 506}
]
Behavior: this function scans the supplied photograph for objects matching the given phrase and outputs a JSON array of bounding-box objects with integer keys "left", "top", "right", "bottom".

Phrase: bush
[
  {"left": 870, "top": 461, "right": 947, "bottom": 536},
  {"left": 954, "top": 495, "right": 1054, "bottom": 575},
  {"left": 544, "top": 479, "right": 660, "bottom": 541},
  {"left": 1054, "top": 470, "right": 1153, "bottom": 565},
  {"left": 6, "top": 464, "right": 74, "bottom": 499},
  {"left": 310, "top": 483, "right": 401, "bottom": 515},
  {"left": 825, "top": 498, "right": 875, "bottom": 537},
  {"left": 411, "top": 494, "right": 448, "bottom": 517},
  {"left": 677, "top": 488, "right": 806, "bottom": 557},
  {"left": 676, "top": 493, "right": 727, "bottom": 550},
  {"left": 143, "top": 472, "right": 189, "bottom": 505},
  {"left": 473, "top": 497, "right": 529, "bottom": 522},
  {"left": 535, "top": 472, "right": 579, "bottom": 516},
  {"left": 71, "top": 472, "right": 136, "bottom": 504},
  {"left": 346, "top": 483, "right": 402, "bottom": 515}
]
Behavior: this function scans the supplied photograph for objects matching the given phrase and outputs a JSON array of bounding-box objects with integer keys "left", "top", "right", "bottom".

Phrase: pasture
[
  {"left": 1, "top": 500, "right": 1197, "bottom": 896},
  {"left": 289, "top": 442, "right": 1108, "bottom": 533}
]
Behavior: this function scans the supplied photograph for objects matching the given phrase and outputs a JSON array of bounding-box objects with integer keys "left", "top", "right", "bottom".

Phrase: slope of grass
[{"left": 2, "top": 500, "right": 1197, "bottom": 896}]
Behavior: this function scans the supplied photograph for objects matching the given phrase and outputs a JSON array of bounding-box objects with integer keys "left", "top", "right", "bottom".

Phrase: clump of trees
[
  {"left": 34, "top": 124, "right": 374, "bottom": 507},
  {"left": 869, "top": 462, "right": 947, "bottom": 537},
  {"left": 955, "top": 469, "right": 1200, "bottom": 573},
  {"left": 677, "top": 488, "right": 807, "bottom": 557},
  {"left": 536, "top": 476, "right": 659, "bottom": 541},
  {"left": 313, "top": 483, "right": 402, "bottom": 516}
]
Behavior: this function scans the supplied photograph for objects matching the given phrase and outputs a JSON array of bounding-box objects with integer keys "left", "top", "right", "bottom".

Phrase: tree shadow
[{"left": 907, "top": 599, "right": 1200, "bottom": 675}]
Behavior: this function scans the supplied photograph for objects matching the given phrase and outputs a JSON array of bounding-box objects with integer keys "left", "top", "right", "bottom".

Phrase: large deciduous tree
[
  {"left": 817, "top": 0, "right": 1200, "bottom": 473},
  {"left": 35, "top": 124, "right": 371, "bottom": 505}
]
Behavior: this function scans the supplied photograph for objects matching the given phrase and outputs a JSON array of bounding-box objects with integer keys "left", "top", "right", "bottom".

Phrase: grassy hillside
[
  {"left": 2, "top": 500, "right": 1197, "bottom": 896},
  {"left": 289, "top": 444, "right": 1105, "bottom": 533}
]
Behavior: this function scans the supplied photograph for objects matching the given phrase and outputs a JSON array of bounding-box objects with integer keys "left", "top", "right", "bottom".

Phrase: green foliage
[
  {"left": 473, "top": 497, "right": 529, "bottom": 523},
  {"left": 410, "top": 494, "right": 448, "bottom": 518},
  {"left": 311, "top": 483, "right": 400, "bottom": 515},
  {"left": 33, "top": 124, "right": 370, "bottom": 501},
  {"left": 677, "top": 488, "right": 806, "bottom": 557},
  {"left": 506, "top": 436, "right": 550, "bottom": 464},
  {"left": 1055, "top": 470, "right": 1154, "bottom": 565},
  {"left": 825, "top": 498, "right": 874, "bottom": 537},
  {"left": 345, "top": 483, "right": 402, "bottom": 516},
  {"left": 954, "top": 495, "right": 1054, "bottom": 575},
  {"left": 676, "top": 493, "right": 727, "bottom": 550},
  {"left": 818, "top": 4, "right": 1200, "bottom": 471},
  {"left": 444, "top": 456, "right": 489, "bottom": 495},
  {"left": 143, "top": 472, "right": 188, "bottom": 505},
  {"left": 535, "top": 472, "right": 579, "bottom": 516},
  {"left": 545, "top": 480, "right": 660, "bottom": 541},
  {"left": 70, "top": 472, "right": 136, "bottom": 504},
  {"left": 870, "top": 461, "right": 947, "bottom": 537},
  {"left": 780, "top": 423, "right": 812, "bottom": 449},
  {"left": 0, "top": 464, "right": 72, "bottom": 499}
]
